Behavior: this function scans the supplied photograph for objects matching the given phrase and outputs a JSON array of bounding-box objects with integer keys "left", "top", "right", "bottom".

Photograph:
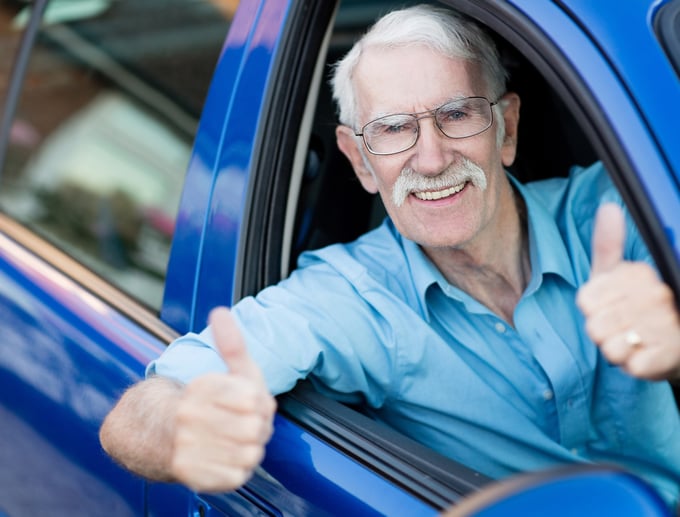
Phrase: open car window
[
  {"left": 288, "top": 0, "right": 601, "bottom": 273},
  {"left": 282, "top": 0, "right": 677, "bottom": 287}
]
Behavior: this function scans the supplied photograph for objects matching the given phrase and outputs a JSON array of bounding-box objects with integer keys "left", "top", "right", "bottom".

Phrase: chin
[{"left": 401, "top": 227, "right": 470, "bottom": 250}]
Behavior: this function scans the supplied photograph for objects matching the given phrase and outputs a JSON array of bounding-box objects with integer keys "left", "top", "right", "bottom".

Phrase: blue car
[{"left": 0, "top": 0, "right": 678, "bottom": 515}]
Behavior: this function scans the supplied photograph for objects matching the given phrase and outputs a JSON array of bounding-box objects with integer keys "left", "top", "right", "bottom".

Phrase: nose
[{"left": 412, "top": 115, "right": 449, "bottom": 176}]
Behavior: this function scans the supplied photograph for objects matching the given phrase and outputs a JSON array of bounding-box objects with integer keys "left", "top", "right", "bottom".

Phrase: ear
[
  {"left": 336, "top": 125, "right": 379, "bottom": 194},
  {"left": 499, "top": 92, "right": 521, "bottom": 167}
]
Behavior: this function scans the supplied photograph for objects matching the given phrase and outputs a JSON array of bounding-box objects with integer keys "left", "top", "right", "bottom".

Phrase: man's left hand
[{"left": 576, "top": 203, "right": 680, "bottom": 380}]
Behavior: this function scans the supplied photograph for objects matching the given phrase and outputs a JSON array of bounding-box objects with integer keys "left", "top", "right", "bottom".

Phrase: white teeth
[{"left": 413, "top": 183, "right": 465, "bottom": 201}]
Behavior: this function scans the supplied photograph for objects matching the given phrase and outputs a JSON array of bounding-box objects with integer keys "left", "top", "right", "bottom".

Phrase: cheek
[
  {"left": 471, "top": 141, "right": 505, "bottom": 177},
  {"left": 367, "top": 159, "right": 404, "bottom": 194},
  {"left": 357, "top": 170, "right": 380, "bottom": 194}
]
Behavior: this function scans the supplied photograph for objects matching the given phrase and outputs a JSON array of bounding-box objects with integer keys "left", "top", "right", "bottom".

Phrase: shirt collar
[
  {"left": 512, "top": 175, "right": 577, "bottom": 291},
  {"left": 402, "top": 171, "right": 577, "bottom": 321}
]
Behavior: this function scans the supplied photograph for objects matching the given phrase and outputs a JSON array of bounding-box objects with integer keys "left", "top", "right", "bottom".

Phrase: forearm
[
  {"left": 100, "top": 309, "right": 277, "bottom": 493},
  {"left": 100, "top": 375, "right": 184, "bottom": 482}
]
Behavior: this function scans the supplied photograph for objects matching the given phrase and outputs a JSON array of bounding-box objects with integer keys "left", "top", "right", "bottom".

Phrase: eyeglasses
[{"left": 355, "top": 96, "right": 497, "bottom": 156}]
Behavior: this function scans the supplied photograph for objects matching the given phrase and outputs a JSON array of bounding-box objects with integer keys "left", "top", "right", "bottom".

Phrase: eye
[
  {"left": 368, "top": 115, "right": 416, "bottom": 136},
  {"left": 439, "top": 105, "right": 469, "bottom": 123},
  {"left": 382, "top": 123, "right": 408, "bottom": 134}
]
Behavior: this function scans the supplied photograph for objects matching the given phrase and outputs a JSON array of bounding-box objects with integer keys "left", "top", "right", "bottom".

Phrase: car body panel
[
  {"left": 502, "top": 0, "right": 680, "bottom": 275},
  {"left": 0, "top": 222, "right": 161, "bottom": 515},
  {"left": 564, "top": 0, "right": 680, "bottom": 180},
  {"left": 555, "top": 0, "right": 680, "bottom": 264},
  {"left": 163, "top": 0, "right": 291, "bottom": 334}
]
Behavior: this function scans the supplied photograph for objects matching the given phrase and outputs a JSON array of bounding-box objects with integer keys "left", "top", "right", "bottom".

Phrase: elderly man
[{"left": 100, "top": 4, "right": 680, "bottom": 508}]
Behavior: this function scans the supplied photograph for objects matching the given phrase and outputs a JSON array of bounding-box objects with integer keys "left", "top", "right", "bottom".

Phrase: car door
[{"left": 172, "top": 0, "right": 680, "bottom": 514}]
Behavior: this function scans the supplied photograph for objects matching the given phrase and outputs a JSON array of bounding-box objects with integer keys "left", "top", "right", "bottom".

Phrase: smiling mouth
[{"left": 412, "top": 182, "right": 467, "bottom": 201}]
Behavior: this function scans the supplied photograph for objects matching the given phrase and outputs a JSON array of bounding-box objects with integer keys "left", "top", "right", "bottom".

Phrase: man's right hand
[{"left": 169, "top": 307, "right": 277, "bottom": 493}]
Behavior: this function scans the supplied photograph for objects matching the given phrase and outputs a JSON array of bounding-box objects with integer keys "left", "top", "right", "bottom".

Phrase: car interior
[{"left": 270, "top": 0, "right": 680, "bottom": 507}]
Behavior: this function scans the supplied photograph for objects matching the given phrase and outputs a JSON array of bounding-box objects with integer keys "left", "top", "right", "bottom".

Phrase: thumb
[
  {"left": 591, "top": 203, "right": 626, "bottom": 275},
  {"left": 209, "top": 306, "right": 261, "bottom": 380}
]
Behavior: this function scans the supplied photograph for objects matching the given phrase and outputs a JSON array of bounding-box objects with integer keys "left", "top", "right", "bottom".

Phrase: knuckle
[
  {"left": 601, "top": 341, "right": 625, "bottom": 364},
  {"left": 241, "top": 390, "right": 261, "bottom": 411},
  {"left": 250, "top": 414, "right": 272, "bottom": 440},
  {"left": 575, "top": 287, "right": 592, "bottom": 313},
  {"left": 625, "top": 354, "right": 659, "bottom": 380},
  {"left": 626, "top": 361, "right": 647, "bottom": 378},
  {"left": 261, "top": 419, "right": 275, "bottom": 442},
  {"left": 654, "top": 282, "right": 675, "bottom": 304},
  {"left": 174, "top": 407, "right": 193, "bottom": 430},
  {"left": 170, "top": 454, "right": 193, "bottom": 485},
  {"left": 172, "top": 426, "right": 194, "bottom": 460},
  {"left": 240, "top": 386, "right": 275, "bottom": 414},
  {"left": 240, "top": 444, "right": 265, "bottom": 468},
  {"left": 598, "top": 337, "right": 615, "bottom": 357},
  {"left": 233, "top": 414, "right": 257, "bottom": 437},
  {"left": 231, "top": 467, "right": 254, "bottom": 489},
  {"left": 631, "top": 261, "right": 655, "bottom": 278},
  {"left": 584, "top": 318, "right": 605, "bottom": 343},
  {"left": 266, "top": 395, "right": 278, "bottom": 415}
]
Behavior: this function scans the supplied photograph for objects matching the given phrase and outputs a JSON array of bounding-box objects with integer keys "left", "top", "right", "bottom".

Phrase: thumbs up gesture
[
  {"left": 169, "top": 307, "right": 277, "bottom": 492},
  {"left": 576, "top": 203, "right": 680, "bottom": 380}
]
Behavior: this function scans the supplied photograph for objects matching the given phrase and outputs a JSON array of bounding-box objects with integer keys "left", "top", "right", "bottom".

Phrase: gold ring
[{"left": 624, "top": 330, "right": 643, "bottom": 349}]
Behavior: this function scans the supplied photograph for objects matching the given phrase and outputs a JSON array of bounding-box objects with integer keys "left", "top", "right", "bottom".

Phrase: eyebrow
[{"left": 367, "top": 95, "right": 476, "bottom": 122}]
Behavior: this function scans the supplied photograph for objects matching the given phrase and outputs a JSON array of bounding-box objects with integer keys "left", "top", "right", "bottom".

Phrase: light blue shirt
[{"left": 149, "top": 162, "right": 680, "bottom": 506}]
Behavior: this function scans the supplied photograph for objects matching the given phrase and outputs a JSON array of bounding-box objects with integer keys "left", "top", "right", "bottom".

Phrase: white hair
[{"left": 331, "top": 4, "right": 509, "bottom": 129}]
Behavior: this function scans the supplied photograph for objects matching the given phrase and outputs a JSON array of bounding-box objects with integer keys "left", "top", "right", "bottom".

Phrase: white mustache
[{"left": 391, "top": 157, "right": 488, "bottom": 207}]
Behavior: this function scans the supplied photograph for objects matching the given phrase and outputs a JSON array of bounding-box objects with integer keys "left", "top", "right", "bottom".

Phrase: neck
[{"left": 424, "top": 185, "right": 530, "bottom": 325}]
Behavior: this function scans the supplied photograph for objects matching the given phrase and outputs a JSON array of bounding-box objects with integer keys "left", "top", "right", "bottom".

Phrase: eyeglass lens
[{"left": 362, "top": 97, "right": 493, "bottom": 155}]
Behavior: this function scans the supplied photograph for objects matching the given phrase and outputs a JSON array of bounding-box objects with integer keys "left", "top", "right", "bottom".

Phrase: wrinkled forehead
[{"left": 352, "top": 44, "right": 487, "bottom": 123}]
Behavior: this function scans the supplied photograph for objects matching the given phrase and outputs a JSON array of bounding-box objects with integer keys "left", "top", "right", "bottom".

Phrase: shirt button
[
  {"left": 542, "top": 389, "right": 554, "bottom": 401},
  {"left": 570, "top": 448, "right": 579, "bottom": 455},
  {"left": 494, "top": 322, "right": 506, "bottom": 333}
]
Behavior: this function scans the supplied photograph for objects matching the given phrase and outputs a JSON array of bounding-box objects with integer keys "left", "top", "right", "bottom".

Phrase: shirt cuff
[{"left": 145, "top": 332, "right": 226, "bottom": 384}]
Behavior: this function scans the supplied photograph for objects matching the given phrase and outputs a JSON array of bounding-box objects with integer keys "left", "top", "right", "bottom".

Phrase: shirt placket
[{"left": 516, "top": 295, "right": 592, "bottom": 454}]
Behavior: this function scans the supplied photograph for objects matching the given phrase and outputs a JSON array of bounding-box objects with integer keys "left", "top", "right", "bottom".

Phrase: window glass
[
  {"left": 656, "top": 0, "right": 680, "bottom": 78},
  {"left": 0, "top": 2, "right": 23, "bottom": 106},
  {"left": 0, "top": 0, "right": 238, "bottom": 309}
]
